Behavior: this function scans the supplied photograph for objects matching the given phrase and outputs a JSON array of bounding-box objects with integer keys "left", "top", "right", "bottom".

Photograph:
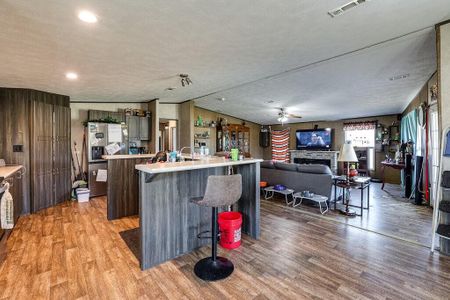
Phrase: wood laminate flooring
[
  {"left": 0, "top": 196, "right": 449, "bottom": 299},
  {"left": 266, "top": 182, "right": 434, "bottom": 246}
]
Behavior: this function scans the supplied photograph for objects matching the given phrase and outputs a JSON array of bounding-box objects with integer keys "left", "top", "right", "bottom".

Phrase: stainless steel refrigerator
[{"left": 87, "top": 122, "right": 128, "bottom": 197}]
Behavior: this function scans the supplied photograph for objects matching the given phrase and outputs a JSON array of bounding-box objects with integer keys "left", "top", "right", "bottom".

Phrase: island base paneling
[
  {"left": 107, "top": 158, "right": 147, "bottom": 220},
  {"left": 232, "top": 162, "right": 260, "bottom": 238},
  {"left": 138, "top": 162, "right": 260, "bottom": 270}
]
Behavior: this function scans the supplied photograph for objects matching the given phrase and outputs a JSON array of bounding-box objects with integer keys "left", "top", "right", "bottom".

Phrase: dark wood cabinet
[
  {"left": 139, "top": 117, "right": 150, "bottom": 141},
  {"left": 0, "top": 88, "right": 71, "bottom": 214},
  {"left": 127, "top": 116, "right": 150, "bottom": 141},
  {"left": 54, "top": 106, "right": 71, "bottom": 204},
  {"left": 127, "top": 116, "right": 140, "bottom": 141},
  {"left": 31, "top": 103, "right": 71, "bottom": 211},
  {"left": 31, "top": 101, "right": 54, "bottom": 211},
  {"left": 216, "top": 124, "right": 251, "bottom": 157}
]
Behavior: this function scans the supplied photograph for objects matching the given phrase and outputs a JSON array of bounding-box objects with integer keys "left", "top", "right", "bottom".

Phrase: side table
[
  {"left": 293, "top": 192, "right": 329, "bottom": 214},
  {"left": 264, "top": 186, "right": 295, "bottom": 205}
]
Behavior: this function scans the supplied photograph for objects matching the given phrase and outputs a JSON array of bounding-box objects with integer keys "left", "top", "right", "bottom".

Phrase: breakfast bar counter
[{"left": 135, "top": 157, "right": 262, "bottom": 270}]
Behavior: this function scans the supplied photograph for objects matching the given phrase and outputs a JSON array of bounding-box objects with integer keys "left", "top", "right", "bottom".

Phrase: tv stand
[{"left": 289, "top": 150, "right": 339, "bottom": 174}]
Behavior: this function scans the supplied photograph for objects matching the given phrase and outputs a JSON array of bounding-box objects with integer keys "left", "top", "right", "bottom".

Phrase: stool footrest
[{"left": 197, "top": 230, "right": 221, "bottom": 240}]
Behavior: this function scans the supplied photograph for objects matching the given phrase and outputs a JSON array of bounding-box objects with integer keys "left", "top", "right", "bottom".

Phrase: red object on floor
[{"left": 218, "top": 212, "right": 242, "bottom": 249}]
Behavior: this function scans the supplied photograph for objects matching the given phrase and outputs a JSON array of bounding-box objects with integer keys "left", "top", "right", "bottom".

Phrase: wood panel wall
[{"left": 0, "top": 88, "right": 70, "bottom": 214}]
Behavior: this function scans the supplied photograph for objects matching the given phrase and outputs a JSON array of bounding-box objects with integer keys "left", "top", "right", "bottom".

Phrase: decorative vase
[{"left": 349, "top": 168, "right": 358, "bottom": 178}]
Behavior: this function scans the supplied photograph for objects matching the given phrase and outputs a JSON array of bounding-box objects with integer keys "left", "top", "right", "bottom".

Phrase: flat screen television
[{"left": 296, "top": 128, "right": 332, "bottom": 150}]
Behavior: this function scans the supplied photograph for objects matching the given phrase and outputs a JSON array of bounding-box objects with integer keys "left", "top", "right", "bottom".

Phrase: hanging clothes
[
  {"left": 400, "top": 110, "right": 419, "bottom": 192},
  {"left": 0, "top": 182, "right": 14, "bottom": 229}
]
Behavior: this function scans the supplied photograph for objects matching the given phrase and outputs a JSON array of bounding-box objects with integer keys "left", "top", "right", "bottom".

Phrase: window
[
  {"left": 343, "top": 121, "right": 377, "bottom": 171},
  {"left": 344, "top": 129, "right": 375, "bottom": 148}
]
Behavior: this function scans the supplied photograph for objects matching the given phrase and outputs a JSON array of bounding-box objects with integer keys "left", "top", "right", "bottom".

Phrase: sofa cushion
[
  {"left": 297, "top": 164, "right": 332, "bottom": 175},
  {"left": 274, "top": 161, "right": 297, "bottom": 172},
  {"left": 260, "top": 160, "right": 276, "bottom": 169}
]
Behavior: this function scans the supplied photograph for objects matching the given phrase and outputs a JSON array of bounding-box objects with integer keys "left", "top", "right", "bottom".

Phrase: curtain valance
[{"left": 343, "top": 121, "right": 377, "bottom": 131}]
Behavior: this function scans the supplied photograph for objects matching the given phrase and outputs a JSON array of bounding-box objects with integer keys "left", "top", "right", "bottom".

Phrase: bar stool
[{"left": 190, "top": 174, "right": 242, "bottom": 281}]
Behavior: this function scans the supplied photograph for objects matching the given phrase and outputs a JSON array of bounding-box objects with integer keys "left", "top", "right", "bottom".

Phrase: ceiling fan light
[{"left": 277, "top": 116, "right": 288, "bottom": 123}]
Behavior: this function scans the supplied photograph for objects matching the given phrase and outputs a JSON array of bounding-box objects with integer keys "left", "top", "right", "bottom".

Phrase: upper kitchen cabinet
[
  {"left": 139, "top": 117, "right": 150, "bottom": 141},
  {"left": 127, "top": 116, "right": 140, "bottom": 141},
  {"left": 127, "top": 116, "right": 150, "bottom": 141}
]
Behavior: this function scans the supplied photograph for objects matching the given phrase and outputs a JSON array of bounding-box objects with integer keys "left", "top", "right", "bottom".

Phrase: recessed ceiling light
[
  {"left": 217, "top": 97, "right": 226, "bottom": 102},
  {"left": 78, "top": 10, "right": 98, "bottom": 23},
  {"left": 65, "top": 72, "right": 78, "bottom": 80}
]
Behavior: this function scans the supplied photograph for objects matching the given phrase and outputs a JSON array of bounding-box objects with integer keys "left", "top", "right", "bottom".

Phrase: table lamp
[
  {"left": 338, "top": 141, "right": 358, "bottom": 182},
  {"left": 338, "top": 141, "right": 358, "bottom": 216}
]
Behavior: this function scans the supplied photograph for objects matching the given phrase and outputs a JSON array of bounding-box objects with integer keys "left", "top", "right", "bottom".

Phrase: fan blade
[{"left": 287, "top": 114, "right": 302, "bottom": 119}]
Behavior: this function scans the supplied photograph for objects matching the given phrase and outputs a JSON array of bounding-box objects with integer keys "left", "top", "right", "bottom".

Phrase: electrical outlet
[{"left": 13, "top": 145, "right": 23, "bottom": 152}]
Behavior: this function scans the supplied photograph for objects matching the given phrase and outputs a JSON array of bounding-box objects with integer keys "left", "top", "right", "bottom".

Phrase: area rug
[{"left": 119, "top": 228, "right": 140, "bottom": 260}]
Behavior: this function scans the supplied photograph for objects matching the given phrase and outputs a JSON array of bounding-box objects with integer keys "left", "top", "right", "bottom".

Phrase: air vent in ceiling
[
  {"left": 389, "top": 74, "right": 410, "bottom": 81},
  {"left": 328, "top": 0, "right": 370, "bottom": 18}
]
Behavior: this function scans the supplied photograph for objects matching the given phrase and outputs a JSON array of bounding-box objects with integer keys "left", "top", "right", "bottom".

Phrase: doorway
[{"left": 159, "top": 119, "right": 178, "bottom": 152}]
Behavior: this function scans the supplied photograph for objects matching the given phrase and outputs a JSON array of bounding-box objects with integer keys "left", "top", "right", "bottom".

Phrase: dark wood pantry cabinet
[{"left": 0, "top": 88, "right": 71, "bottom": 213}]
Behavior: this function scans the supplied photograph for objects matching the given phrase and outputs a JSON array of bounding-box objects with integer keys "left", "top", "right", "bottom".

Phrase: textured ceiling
[{"left": 0, "top": 0, "right": 449, "bottom": 124}]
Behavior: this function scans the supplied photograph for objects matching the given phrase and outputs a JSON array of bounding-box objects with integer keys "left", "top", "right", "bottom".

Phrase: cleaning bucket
[{"left": 218, "top": 211, "right": 242, "bottom": 249}]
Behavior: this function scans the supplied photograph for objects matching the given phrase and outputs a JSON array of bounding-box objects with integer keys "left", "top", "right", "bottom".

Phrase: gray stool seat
[
  {"left": 190, "top": 174, "right": 242, "bottom": 207},
  {"left": 190, "top": 174, "right": 242, "bottom": 281}
]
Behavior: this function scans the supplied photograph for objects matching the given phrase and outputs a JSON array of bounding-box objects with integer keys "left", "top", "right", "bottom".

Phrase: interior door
[
  {"left": 31, "top": 101, "right": 54, "bottom": 212},
  {"left": 54, "top": 106, "right": 71, "bottom": 204}
]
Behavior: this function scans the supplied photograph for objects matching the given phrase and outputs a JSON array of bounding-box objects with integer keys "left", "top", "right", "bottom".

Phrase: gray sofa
[{"left": 260, "top": 160, "right": 333, "bottom": 200}]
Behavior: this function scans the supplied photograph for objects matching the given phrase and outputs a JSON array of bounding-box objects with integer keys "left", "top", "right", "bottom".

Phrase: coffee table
[
  {"left": 293, "top": 192, "right": 329, "bottom": 214},
  {"left": 263, "top": 186, "right": 295, "bottom": 205}
]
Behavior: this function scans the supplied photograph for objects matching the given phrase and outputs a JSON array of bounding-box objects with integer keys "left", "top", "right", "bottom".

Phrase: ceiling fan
[{"left": 277, "top": 108, "right": 302, "bottom": 124}]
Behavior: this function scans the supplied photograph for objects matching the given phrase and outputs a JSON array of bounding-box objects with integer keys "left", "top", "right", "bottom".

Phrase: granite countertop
[
  {"left": 135, "top": 158, "right": 263, "bottom": 174},
  {"left": 103, "top": 153, "right": 206, "bottom": 160},
  {"left": 0, "top": 165, "right": 24, "bottom": 179}
]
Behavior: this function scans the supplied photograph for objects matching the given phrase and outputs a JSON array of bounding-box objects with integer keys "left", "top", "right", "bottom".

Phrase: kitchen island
[
  {"left": 103, "top": 154, "right": 155, "bottom": 220},
  {"left": 135, "top": 157, "right": 262, "bottom": 270}
]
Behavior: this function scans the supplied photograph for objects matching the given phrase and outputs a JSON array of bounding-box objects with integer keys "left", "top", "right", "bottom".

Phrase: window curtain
[
  {"left": 271, "top": 128, "right": 290, "bottom": 162},
  {"left": 400, "top": 110, "right": 418, "bottom": 191},
  {"left": 400, "top": 110, "right": 417, "bottom": 146}
]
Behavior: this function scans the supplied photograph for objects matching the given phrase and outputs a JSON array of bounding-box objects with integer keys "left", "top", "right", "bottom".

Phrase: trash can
[
  {"left": 76, "top": 188, "right": 90, "bottom": 202},
  {"left": 218, "top": 211, "right": 242, "bottom": 249}
]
